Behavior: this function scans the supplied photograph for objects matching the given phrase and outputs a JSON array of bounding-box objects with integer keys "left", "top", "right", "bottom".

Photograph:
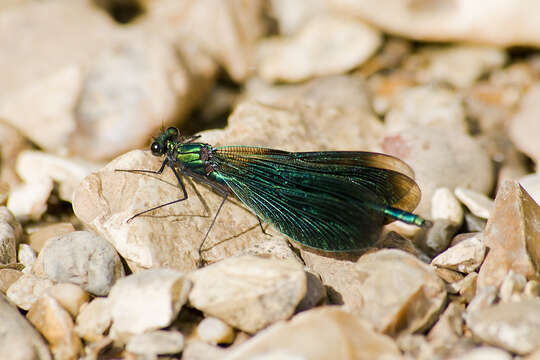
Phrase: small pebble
[
  {"left": 18, "top": 243, "right": 36, "bottom": 274},
  {"left": 45, "top": 283, "right": 89, "bottom": 318},
  {"left": 197, "top": 317, "right": 235, "bottom": 345},
  {"left": 188, "top": 255, "right": 306, "bottom": 333},
  {"left": 126, "top": 330, "right": 184, "bottom": 356},
  {"left": 431, "top": 233, "right": 486, "bottom": 273},
  {"left": 36, "top": 231, "right": 124, "bottom": 296},
  {"left": 27, "top": 294, "right": 82, "bottom": 360},
  {"left": 0, "top": 268, "right": 23, "bottom": 293},
  {"left": 108, "top": 268, "right": 192, "bottom": 342},
  {"left": 6, "top": 274, "right": 54, "bottom": 310},
  {"left": 75, "top": 297, "right": 112, "bottom": 342},
  {"left": 454, "top": 187, "right": 494, "bottom": 220}
]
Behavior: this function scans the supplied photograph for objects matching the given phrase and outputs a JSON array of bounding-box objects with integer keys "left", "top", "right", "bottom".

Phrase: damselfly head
[{"left": 150, "top": 127, "right": 179, "bottom": 156}]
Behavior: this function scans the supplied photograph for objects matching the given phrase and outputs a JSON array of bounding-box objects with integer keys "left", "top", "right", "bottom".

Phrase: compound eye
[
  {"left": 150, "top": 141, "right": 162, "bottom": 156},
  {"left": 166, "top": 127, "right": 179, "bottom": 139}
]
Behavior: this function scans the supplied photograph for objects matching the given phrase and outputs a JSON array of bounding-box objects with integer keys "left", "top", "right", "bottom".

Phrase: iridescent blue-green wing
[
  {"left": 211, "top": 147, "right": 390, "bottom": 251},
  {"left": 291, "top": 151, "right": 421, "bottom": 215}
]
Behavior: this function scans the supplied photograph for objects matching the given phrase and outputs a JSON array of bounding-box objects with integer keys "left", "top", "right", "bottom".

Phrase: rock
[
  {"left": 126, "top": 330, "right": 184, "bottom": 356},
  {"left": 35, "top": 231, "right": 124, "bottom": 296},
  {"left": 478, "top": 181, "right": 540, "bottom": 289},
  {"left": 433, "top": 267, "right": 464, "bottom": 284},
  {"left": 431, "top": 188, "right": 464, "bottom": 227},
  {"left": 524, "top": 280, "right": 540, "bottom": 300},
  {"left": 464, "top": 213, "right": 487, "bottom": 232},
  {"left": 45, "top": 283, "right": 89, "bottom": 318},
  {"left": 0, "top": 66, "right": 80, "bottom": 154},
  {"left": 0, "top": 122, "right": 29, "bottom": 187},
  {"left": 269, "top": 0, "right": 328, "bottom": 35},
  {"left": 464, "top": 285, "right": 498, "bottom": 325},
  {"left": 14, "top": 151, "right": 102, "bottom": 203},
  {"left": 183, "top": 340, "right": 228, "bottom": 360},
  {"left": 303, "top": 249, "right": 446, "bottom": 336},
  {"left": 381, "top": 126, "right": 494, "bottom": 217},
  {"left": 223, "top": 307, "right": 402, "bottom": 360},
  {"left": 257, "top": 14, "right": 381, "bottom": 82},
  {"left": 403, "top": 45, "right": 507, "bottom": 88},
  {"left": 196, "top": 317, "right": 235, "bottom": 345},
  {"left": 0, "top": 293, "right": 51, "bottom": 360},
  {"left": 454, "top": 187, "right": 494, "bottom": 220},
  {"left": 355, "top": 249, "right": 446, "bottom": 335},
  {"left": 74, "top": 297, "right": 112, "bottom": 342},
  {"left": 499, "top": 270, "right": 527, "bottom": 303},
  {"left": 146, "top": 0, "right": 266, "bottom": 81},
  {"left": 510, "top": 84, "right": 540, "bottom": 165},
  {"left": 0, "top": 0, "right": 119, "bottom": 147},
  {"left": 453, "top": 347, "right": 512, "bottom": 360},
  {"left": 240, "top": 237, "right": 303, "bottom": 264},
  {"left": 520, "top": 172, "right": 540, "bottom": 205},
  {"left": 446, "top": 272, "right": 478, "bottom": 303},
  {"left": 427, "top": 302, "right": 464, "bottom": 346},
  {"left": 7, "top": 178, "right": 53, "bottom": 222},
  {"left": 467, "top": 299, "right": 540, "bottom": 355},
  {"left": 296, "top": 271, "right": 326, "bottom": 312},
  {"left": 424, "top": 219, "right": 460, "bottom": 255},
  {"left": 27, "top": 294, "right": 82, "bottom": 360},
  {"left": 431, "top": 233, "right": 486, "bottom": 273},
  {"left": 0, "top": 206, "right": 22, "bottom": 265},
  {"left": 82, "top": 337, "right": 113, "bottom": 360},
  {"left": 240, "top": 77, "right": 384, "bottom": 152},
  {"left": 384, "top": 85, "right": 467, "bottom": 134},
  {"left": 27, "top": 222, "right": 75, "bottom": 253},
  {"left": 0, "top": 268, "right": 22, "bottom": 293},
  {"left": 71, "top": 32, "right": 200, "bottom": 161},
  {"left": 6, "top": 274, "right": 54, "bottom": 310},
  {"left": 18, "top": 243, "right": 36, "bottom": 274},
  {"left": 188, "top": 256, "right": 306, "bottom": 333},
  {"left": 108, "top": 268, "right": 192, "bottom": 342},
  {"left": 330, "top": 0, "right": 540, "bottom": 47}
]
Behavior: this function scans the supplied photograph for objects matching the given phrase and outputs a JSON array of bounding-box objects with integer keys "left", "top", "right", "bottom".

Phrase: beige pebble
[
  {"left": 197, "top": 317, "right": 235, "bottom": 345},
  {"left": 45, "top": 283, "right": 89, "bottom": 318},
  {"left": 108, "top": 268, "right": 192, "bottom": 342},
  {"left": 188, "top": 255, "right": 306, "bottom": 333},
  {"left": 454, "top": 187, "right": 494, "bottom": 220},
  {"left": 7, "top": 274, "right": 54, "bottom": 310},
  {"left": 27, "top": 294, "right": 82, "bottom": 360},
  {"left": 74, "top": 297, "right": 112, "bottom": 342}
]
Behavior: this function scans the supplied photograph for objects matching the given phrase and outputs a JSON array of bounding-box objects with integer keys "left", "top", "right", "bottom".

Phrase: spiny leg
[
  {"left": 117, "top": 160, "right": 190, "bottom": 222},
  {"left": 198, "top": 190, "right": 229, "bottom": 267},
  {"left": 257, "top": 217, "right": 272, "bottom": 236}
]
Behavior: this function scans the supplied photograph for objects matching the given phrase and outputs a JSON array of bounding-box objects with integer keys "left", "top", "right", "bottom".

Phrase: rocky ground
[{"left": 1, "top": 1, "right": 540, "bottom": 359}]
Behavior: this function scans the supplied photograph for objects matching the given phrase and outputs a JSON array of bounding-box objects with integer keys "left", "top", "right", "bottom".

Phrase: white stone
[
  {"left": 432, "top": 234, "right": 486, "bottom": 273},
  {"left": 188, "top": 255, "right": 306, "bottom": 333},
  {"left": 454, "top": 187, "right": 494, "bottom": 219},
  {"left": 18, "top": 243, "right": 36, "bottom": 274},
  {"left": 6, "top": 274, "right": 54, "bottom": 311},
  {"left": 197, "top": 317, "right": 235, "bottom": 345},
  {"left": 7, "top": 179, "right": 53, "bottom": 222},
  {"left": 330, "top": 0, "right": 540, "bottom": 47},
  {"left": 0, "top": 293, "right": 51, "bottom": 360},
  {"left": 75, "top": 297, "right": 112, "bottom": 342},
  {"left": 258, "top": 14, "right": 381, "bottom": 82},
  {"left": 37, "top": 231, "right": 124, "bottom": 296},
  {"left": 15, "top": 150, "right": 102, "bottom": 202},
  {"left": 431, "top": 187, "right": 464, "bottom": 226},
  {"left": 108, "top": 269, "right": 192, "bottom": 342},
  {"left": 126, "top": 330, "right": 184, "bottom": 356}
]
